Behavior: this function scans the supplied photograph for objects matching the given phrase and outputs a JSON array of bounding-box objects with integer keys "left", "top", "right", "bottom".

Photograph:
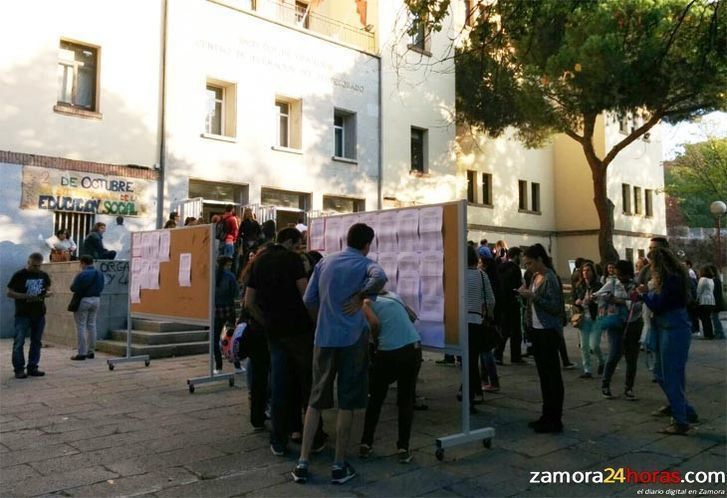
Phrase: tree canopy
[
  {"left": 407, "top": 0, "right": 727, "bottom": 262},
  {"left": 665, "top": 137, "right": 727, "bottom": 227}
]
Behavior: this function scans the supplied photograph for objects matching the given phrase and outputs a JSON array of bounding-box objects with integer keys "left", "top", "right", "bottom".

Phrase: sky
[{"left": 661, "top": 111, "right": 727, "bottom": 161}]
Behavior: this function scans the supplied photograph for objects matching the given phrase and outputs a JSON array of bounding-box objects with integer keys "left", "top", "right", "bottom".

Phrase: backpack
[
  {"left": 220, "top": 321, "right": 248, "bottom": 362},
  {"left": 215, "top": 217, "right": 228, "bottom": 241}
]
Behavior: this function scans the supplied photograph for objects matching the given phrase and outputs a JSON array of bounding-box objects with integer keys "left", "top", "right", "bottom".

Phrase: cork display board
[
  {"left": 129, "top": 224, "right": 213, "bottom": 324},
  {"left": 307, "top": 200, "right": 465, "bottom": 350}
]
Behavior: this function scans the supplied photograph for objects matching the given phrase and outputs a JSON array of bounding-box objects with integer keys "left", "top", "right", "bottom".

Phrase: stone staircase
[{"left": 96, "top": 319, "right": 210, "bottom": 359}]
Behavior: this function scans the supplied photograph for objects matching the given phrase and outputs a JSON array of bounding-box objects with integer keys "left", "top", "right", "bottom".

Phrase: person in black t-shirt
[
  {"left": 6, "top": 253, "right": 52, "bottom": 379},
  {"left": 245, "top": 228, "right": 326, "bottom": 456}
]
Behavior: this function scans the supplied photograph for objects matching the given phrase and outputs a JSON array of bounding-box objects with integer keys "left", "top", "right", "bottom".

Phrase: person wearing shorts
[{"left": 292, "top": 223, "right": 386, "bottom": 485}]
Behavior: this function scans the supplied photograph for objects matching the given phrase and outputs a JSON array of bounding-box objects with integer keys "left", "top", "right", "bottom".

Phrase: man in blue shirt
[{"left": 292, "top": 223, "right": 386, "bottom": 485}]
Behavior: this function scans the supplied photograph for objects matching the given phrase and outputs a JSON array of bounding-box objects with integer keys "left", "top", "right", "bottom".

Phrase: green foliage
[
  {"left": 447, "top": 0, "right": 727, "bottom": 147},
  {"left": 665, "top": 138, "right": 727, "bottom": 227}
]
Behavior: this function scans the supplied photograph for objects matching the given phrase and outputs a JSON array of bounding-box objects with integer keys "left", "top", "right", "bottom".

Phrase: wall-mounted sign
[{"left": 20, "top": 165, "right": 153, "bottom": 217}]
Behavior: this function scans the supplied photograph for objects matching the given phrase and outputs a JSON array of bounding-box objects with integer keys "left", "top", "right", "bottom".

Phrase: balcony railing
[{"left": 265, "top": 0, "right": 376, "bottom": 53}]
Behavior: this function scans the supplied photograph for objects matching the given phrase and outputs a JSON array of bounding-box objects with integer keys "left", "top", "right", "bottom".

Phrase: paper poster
[
  {"left": 396, "top": 209, "right": 420, "bottom": 252},
  {"left": 147, "top": 261, "right": 160, "bottom": 290},
  {"left": 358, "top": 212, "right": 379, "bottom": 253},
  {"left": 309, "top": 218, "right": 325, "bottom": 251},
  {"left": 178, "top": 253, "right": 192, "bottom": 287},
  {"left": 419, "top": 206, "right": 443, "bottom": 252},
  {"left": 397, "top": 271, "right": 421, "bottom": 317},
  {"left": 132, "top": 233, "right": 141, "bottom": 258},
  {"left": 377, "top": 211, "right": 398, "bottom": 253},
  {"left": 419, "top": 275, "right": 444, "bottom": 322},
  {"left": 377, "top": 252, "right": 398, "bottom": 291},
  {"left": 130, "top": 280, "right": 141, "bottom": 304},
  {"left": 324, "top": 217, "right": 343, "bottom": 254},
  {"left": 148, "top": 232, "right": 160, "bottom": 261},
  {"left": 420, "top": 251, "right": 444, "bottom": 277},
  {"left": 397, "top": 252, "right": 420, "bottom": 275},
  {"left": 158, "top": 230, "right": 171, "bottom": 262}
]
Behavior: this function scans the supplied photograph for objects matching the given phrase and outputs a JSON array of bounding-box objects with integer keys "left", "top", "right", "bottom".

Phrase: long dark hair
[
  {"left": 524, "top": 243, "right": 552, "bottom": 270},
  {"left": 647, "top": 248, "right": 690, "bottom": 297},
  {"left": 579, "top": 261, "right": 598, "bottom": 287}
]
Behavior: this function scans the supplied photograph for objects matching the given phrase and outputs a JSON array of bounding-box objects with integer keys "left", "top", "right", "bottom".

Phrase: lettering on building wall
[
  {"left": 20, "top": 166, "right": 152, "bottom": 217},
  {"left": 99, "top": 260, "right": 129, "bottom": 290},
  {"left": 195, "top": 38, "right": 367, "bottom": 94}
]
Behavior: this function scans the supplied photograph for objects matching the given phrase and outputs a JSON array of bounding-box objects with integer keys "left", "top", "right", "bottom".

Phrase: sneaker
[
  {"left": 435, "top": 358, "right": 455, "bottom": 366},
  {"left": 270, "top": 444, "right": 285, "bottom": 457},
  {"left": 601, "top": 388, "right": 613, "bottom": 399},
  {"left": 579, "top": 372, "right": 593, "bottom": 379},
  {"left": 659, "top": 423, "right": 690, "bottom": 436},
  {"left": 687, "top": 412, "right": 699, "bottom": 424},
  {"left": 86, "top": 352, "right": 95, "bottom": 359},
  {"left": 397, "top": 448, "right": 413, "bottom": 464},
  {"left": 14, "top": 371, "right": 28, "bottom": 379},
  {"left": 623, "top": 389, "right": 637, "bottom": 401},
  {"left": 213, "top": 368, "right": 223, "bottom": 375},
  {"left": 234, "top": 366, "right": 246, "bottom": 373},
  {"left": 528, "top": 418, "right": 544, "bottom": 428},
  {"left": 27, "top": 369, "right": 45, "bottom": 377},
  {"left": 331, "top": 462, "right": 356, "bottom": 484},
  {"left": 597, "top": 364, "right": 605, "bottom": 375},
  {"left": 651, "top": 405, "right": 672, "bottom": 417},
  {"left": 291, "top": 462, "right": 309, "bottom": 484},
  {"left": 483, "top": 384, "right": 500, "bottom": 393},
  {"left": 359, "top": 443, "right": 372, "bottom": 459},
  {"left": 70, "top": 354, "right": 86, "bottom": 361},
  {"left": 311, "top": 432, "right": 329, "bottom": 454},
  {"left": 563, "top": 363, "right": 577, "bottom": 370},
  {"left": 252, "top": 424, "right": 266, "bottom": 432}
]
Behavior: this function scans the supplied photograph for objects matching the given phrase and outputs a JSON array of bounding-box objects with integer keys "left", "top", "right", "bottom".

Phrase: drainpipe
[
  {"left": 377, "top": 55, "right": 383, "bottom": 210},
  {"left": 156, "top": 0, "right": 169, "bottom": 229}
]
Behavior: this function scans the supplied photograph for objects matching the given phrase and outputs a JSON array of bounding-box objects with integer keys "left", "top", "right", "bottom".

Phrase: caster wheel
[
  {"left": 228, "top": 377, "right": 235, "bottom": 387},
  {"left": 189, "top": 384, "right": 195, "bottom": 394},
  {"left": 483, "top": 438, "right": 492, "bottom": 449},
  {"left": 435, "top": 448, "right": 444, "bottom": 461},
  {"left": 108, "top": 364, "right": 114, "bottom": 371},
  {"left": 144, "top": 360, "right": 150, "bottom": 367}
]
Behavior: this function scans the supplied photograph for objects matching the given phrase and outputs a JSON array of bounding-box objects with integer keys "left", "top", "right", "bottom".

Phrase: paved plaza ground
[{"left": 1, "top": 324, "right": 725, "bottom": 498}]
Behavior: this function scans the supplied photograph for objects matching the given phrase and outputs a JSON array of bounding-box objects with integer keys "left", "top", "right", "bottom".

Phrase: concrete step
[
  {"left": 131, "top": 319, "right": 207, "bottom": 332},
  {"left": 95, "top": 340, "right": 209, "bottom": 359},
  {"left": 109, "top": 329, "right": 210, "bottom": 345}
]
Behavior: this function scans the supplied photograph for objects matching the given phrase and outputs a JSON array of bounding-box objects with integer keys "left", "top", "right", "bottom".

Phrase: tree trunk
[{"left": 589, "top": 161, "right": 620, "bottom": 265}]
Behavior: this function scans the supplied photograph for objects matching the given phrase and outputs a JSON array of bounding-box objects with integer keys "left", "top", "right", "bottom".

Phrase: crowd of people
[{"left": 6, "top": 210, "right": 725, "bottom": 484}]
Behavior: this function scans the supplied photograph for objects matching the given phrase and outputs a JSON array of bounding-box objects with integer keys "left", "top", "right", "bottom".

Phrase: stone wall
[{"left": 41, "top": 260, "right": 128, "bottom": 348}]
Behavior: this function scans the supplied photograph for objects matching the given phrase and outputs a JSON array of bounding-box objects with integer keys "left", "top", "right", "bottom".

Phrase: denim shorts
[{"left": 309, "top": 331, "right": 369, "bottom": 410}]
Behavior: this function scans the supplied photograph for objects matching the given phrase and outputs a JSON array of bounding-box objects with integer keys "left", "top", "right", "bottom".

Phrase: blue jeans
[
  {"left": 578, "top": 317, "right": 604, "bottom": 373},
  {"left": 13, "top": 315, "right": 45, "bottom": 373},
  {"left": 479, "top": 351, "right": 499, "bottom": 386},
  {"left": 652, "top": 309, "right": 697, "bottom": 425},
  {"left": 220, "top": 242, "right": 234, "bottom": 258},
  {"left": 602, "top": 320, "right": 642, "bottom": 390},
  {"left": 712, "top": 312, "right": 725, "bottom": 339}
]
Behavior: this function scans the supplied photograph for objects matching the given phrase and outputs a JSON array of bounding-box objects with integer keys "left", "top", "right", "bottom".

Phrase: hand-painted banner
[{"left": 20, "top": 165, "right": 153, "bottom": 216}]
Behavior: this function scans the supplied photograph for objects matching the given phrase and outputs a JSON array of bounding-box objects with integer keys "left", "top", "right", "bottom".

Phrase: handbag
[
  {"left": 570, "top": 312, "right": 583, "bottom": 328},
  {"left": 67, "top": 293, "right": 82, "bottom": 312}
]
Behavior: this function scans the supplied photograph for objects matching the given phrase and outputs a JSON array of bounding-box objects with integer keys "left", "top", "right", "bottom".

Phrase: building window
[
  {"left": 638, "top": 248, "right": 646, "bottom": 259},
  {"left": 530, "top": 182, "right": 541, "bottom": 212},
  {"left": 295, "top": 1, "right": 310, "bottom": 28},
  {"left": 466, "top": 170, "right": 476, "bottom": 203},
  {"left": 188, "top": 179, "right": 249, "bottom": 220},
  {"left": 622, "top": 183, "right": 632, "bottom": 214},
  {"left": 323, "top": 195, "right": 365, "bottom": 213},
  {"left": 57, "top": 40, "right": 98, "bottom": 111},
  {"left": 633, "top": 186, "right": 642, "bottom": 215},
  {"left": 645, "top": 189, "right": 654, "bottom": 217},
  {"left": 275, "top": 98, "right": 302, "bottom": 149},
  {"left": 518, "top": 180, "right": 528, "bottom": 210},
  {"left": 410, "top": 127, "right": 427, "bottom": 173},
  {"left": 482, "top": 173, "right": 492, "bottom": 206},
  {"left": 625, "top": 248, "right": 634, "bottom": 262},
  {"left": 409, "top": 11, "right": 428, "bottom": 51},
  {"left": 333, "top": 109, "right": 356, "bottom": 159},
  {"left": 54, "top": 212, "right": 94, "bottom": 257},
  {"left": 204, "top": 80, "right": 236, "bottom": 138}
]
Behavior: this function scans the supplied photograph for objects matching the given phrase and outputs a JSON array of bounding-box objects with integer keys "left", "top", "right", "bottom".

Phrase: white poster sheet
[
  {"left": 178, "top": 253, "right": 192, "bottom": 287},
  {"left": 396, "top": 209, "right": 420, "bottom": 253},
  {"left": 309, "top": 218, "right": 326, "bottom": 251},
  {"left": 419, "top": 206, "right": 443, "bottom": 252}
]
